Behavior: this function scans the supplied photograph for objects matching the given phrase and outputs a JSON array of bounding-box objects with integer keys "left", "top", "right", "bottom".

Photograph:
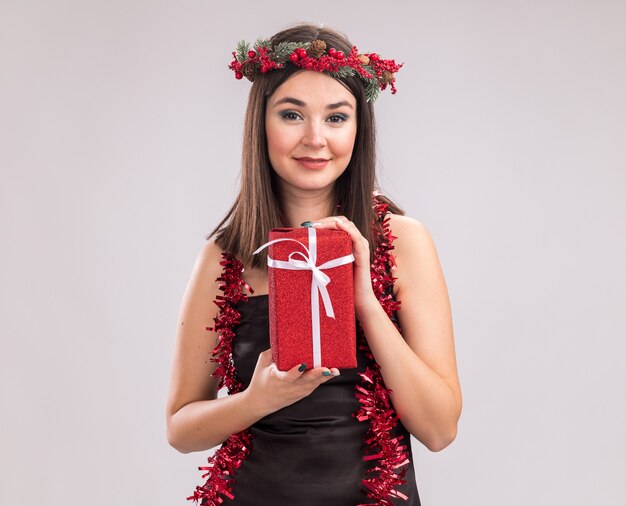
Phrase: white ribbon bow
[{"left": 253, "top": 227, "right": 354, "bottom": 367}]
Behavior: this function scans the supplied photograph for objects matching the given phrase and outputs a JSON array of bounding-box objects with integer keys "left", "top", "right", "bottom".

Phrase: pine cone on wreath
[
  {"left": 381, "top": 70, "right": 394, "bottom": 85},
  {"left": 308, "top": 39, "right": 327, "bottom": 59},
  {"left": 242, "top": 60, "right": 256, "bottom": 82}
]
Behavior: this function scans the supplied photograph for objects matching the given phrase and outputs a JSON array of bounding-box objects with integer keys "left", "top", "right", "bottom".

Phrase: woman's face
[{"left": 265, "top": 70, "right": 357, "bottom": 195}]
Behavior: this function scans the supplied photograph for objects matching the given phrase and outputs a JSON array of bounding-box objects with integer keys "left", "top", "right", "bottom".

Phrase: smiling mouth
[{"left": 294, "top": 157, "right": 330, "bottom": 169}]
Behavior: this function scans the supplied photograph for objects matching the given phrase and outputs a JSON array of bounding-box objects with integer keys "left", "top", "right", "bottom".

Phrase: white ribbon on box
[{"left": 253, "top": 227, "right": 354, "bottom": 367}]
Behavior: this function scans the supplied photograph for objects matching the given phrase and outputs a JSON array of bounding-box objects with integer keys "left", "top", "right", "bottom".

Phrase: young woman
[{"left": 166, "top": 22, "right": 462, "bottom": 505}]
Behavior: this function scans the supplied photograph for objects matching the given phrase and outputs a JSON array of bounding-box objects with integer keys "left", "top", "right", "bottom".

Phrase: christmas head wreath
[{"left": 228, "top": 38, "right": 404, "bottom": 102}]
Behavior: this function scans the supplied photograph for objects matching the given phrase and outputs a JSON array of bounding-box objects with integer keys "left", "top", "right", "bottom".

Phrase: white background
[{"left": 1, "top": 1, "right": 625, "bottom": 504}]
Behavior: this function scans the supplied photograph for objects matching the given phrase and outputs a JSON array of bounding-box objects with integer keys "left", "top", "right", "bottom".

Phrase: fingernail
[
  {"left": 301, "top": 221, "right": 313, "bottom": 227},
  {"left": 310, "top": 222, "right": 322, "bottom": 227},
  {"left": 298, "top": 363, "right": 307, "bottom": 372},
  {"left": 332, "top": 370, "right": 341, "bottom": 376},
  {"left": 322, "top": 370, "right": 332, "bottom": 376},
  {"left": 333, "top": 217, "right": 343, "bottom": 224}
]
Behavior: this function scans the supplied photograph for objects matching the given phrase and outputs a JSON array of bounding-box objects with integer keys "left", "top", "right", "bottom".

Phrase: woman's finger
[
  {"left": 300, "top": 366, "right": 340, "bottom": 384},
  {"left": 310, "top": 218, "right": 355, "bottom": 233},
  {"left": 257, "top": 348, "right": 273, "bottom": 366},
  {"left": 307, "top": 215, "right": 348, "bottom": 226},
  {"left": 281, "top": 361, "right": 309, "bottom": 382},
  {"left": 312, "top": 218, "right": 365, "bottom": 245}
]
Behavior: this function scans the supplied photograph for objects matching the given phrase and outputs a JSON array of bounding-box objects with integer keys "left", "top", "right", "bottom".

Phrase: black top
[{"left": 222, "top": 294, "right": 421, "bottom": 505}]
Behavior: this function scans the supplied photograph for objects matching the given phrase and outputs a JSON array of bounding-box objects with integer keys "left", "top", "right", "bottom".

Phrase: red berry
[
  {"left": 235, "top": 71, "right": 243, "bottom": 80},
  {"left": 369, "top": 53, "right": 379, "bottom": 61},
  {"left": 247, "top": 50, "right": 257, "bottom": 59},
  {"left": 328, "top": 47, "right": 336, "bottom": 56},
  {"left": 335, "top": 51, "right": 344, "bottom": 59},
  {"left": 290, "top": 52, "right": 299, "bottom": 63},
  {"left": 296, "top": 47, "right": 306, "bottom": 57}
]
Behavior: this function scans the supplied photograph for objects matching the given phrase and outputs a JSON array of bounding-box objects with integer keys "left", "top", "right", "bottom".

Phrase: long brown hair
[{"left": 205, "top": 22, "right": 404, "bottom": 271}]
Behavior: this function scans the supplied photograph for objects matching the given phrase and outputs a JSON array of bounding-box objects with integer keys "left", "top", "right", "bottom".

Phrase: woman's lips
[{"left": 294, "top": 158, "right": 329, "bottom": 169}]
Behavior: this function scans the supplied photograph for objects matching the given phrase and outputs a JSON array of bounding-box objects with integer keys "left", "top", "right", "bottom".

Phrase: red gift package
[{"left": 254, "top": 226, "right": 357, "bottom": 371}]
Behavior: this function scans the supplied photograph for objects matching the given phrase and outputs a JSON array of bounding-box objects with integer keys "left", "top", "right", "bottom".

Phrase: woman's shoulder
[
  {"left": 386, "top": 212, "right": 430, "bottom": 245},
  {"left": 385, "top": 213, "right": 441, "bottom": 293},
  {"left": 194, "top": 236, "right": 229, "bottom": 285},
  {"left": 201, "top": 235, "right": 225, "bottom": 261},
  {"left": 370, "top": 193, "right": 433, "bottom": 265},
  {"left": 199, "top": 237, "right": 262, "bottom": 295},
  {"left": 386, "top": 212, "right": 424, "bottom": 230},
  {"left": 385, "top": 212, "right": 431, "bottom": 257}
]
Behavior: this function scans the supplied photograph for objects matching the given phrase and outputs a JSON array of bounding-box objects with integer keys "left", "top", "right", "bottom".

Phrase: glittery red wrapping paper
[{"left": 268, "top": 227, "right": 357, "bottom": 371}]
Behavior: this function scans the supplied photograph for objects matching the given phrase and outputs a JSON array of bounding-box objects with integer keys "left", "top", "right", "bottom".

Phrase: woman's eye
[
  {"left": 282, "top": 111, "right": 300, "bottom": 120},
  {"left": 328, "top": 114, "right": 347, "bottom": 123},
  {"left": 280, "top": 112, "right": 348, "bottom": 123}
]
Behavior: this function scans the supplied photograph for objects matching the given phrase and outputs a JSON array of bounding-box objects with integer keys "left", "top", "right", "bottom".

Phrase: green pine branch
[
  {"left": 327, "top": 67, "right": 356, "bottom": 79},
  {"left": 235, "top": 40, "right": 251, "bottom": 62},
  {"left": 364, "top": 78, "right": 380, "bottom": 103},
  {"left": 272, "top": 41, "right": 309, "bottom": 60},
  {"left": 253, "top": 38, "right": 271, "bottom": 51}
]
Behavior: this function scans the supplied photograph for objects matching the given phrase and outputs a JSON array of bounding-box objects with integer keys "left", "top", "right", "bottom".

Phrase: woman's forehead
[{"left": 269, "top": 70, "right": 356, "bottom": 108}]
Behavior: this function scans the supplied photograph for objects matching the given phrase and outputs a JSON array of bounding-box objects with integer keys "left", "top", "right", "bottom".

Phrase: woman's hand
[
  {"left": 308, "top": 216, "right": 378, "bottom": 316},
  {"left": 245, "top": 349, "right": 340, "bottom": 417}
]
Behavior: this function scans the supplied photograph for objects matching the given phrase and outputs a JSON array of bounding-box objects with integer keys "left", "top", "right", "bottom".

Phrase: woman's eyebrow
[{"left": 273, "top": 97, "right": 354, "bottom": 110}]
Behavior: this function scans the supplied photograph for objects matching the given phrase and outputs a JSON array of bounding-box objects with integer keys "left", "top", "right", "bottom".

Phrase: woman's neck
[{"left": 278, "top": 188, "right": 338, "bottom": 228}]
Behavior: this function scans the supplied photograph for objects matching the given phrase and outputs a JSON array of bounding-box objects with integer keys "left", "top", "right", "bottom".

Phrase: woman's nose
[{"left": 301, "top": 120, "right": 326, "bottom": 148}]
